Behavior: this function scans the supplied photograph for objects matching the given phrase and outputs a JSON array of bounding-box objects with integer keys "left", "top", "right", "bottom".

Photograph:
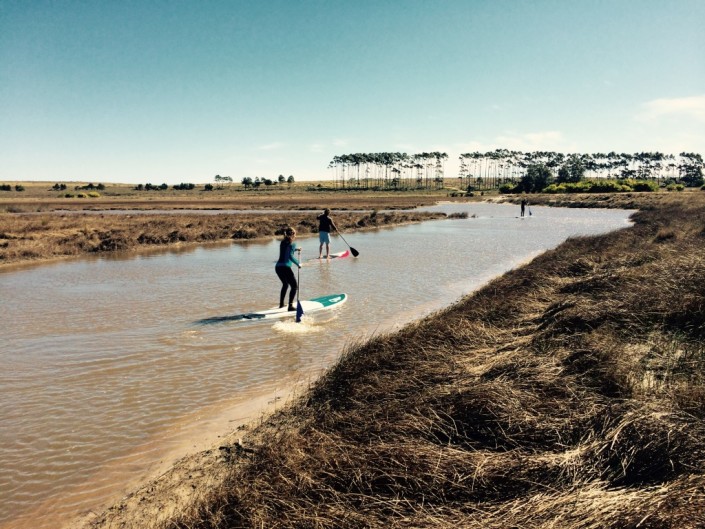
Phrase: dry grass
[
  {"left": 0, "top": 210, "right": 443, "bottom": 267},
  {"left": 508, "top": 188, "right": 705, "bottom": 211},
  {"left": 0, "top": 180, "right": 459, "bottom": 213},
  {"left": 109, "top": 192, "right": 705, "bottom": 529}
]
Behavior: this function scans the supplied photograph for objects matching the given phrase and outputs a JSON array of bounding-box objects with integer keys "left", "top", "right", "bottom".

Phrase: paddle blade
[
  {"left": 350, "top": 247, "right": 360, "bottom": 257},
  {"left": 295, "top": 301, "right": 304, "bottom": 323}
]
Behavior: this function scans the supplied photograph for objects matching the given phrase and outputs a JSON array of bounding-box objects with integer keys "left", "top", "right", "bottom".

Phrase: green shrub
[
  {"left": 64, "top": 193, "right": 75, "bottom": 198},
  {"left": 666, "top": 184, "right": 685, "bottom": 192},
  {"left": 568, "top": 181, "right": 594, "bottom": 193},
  {"left": 545, "top": 181, "right": 594, "bottom": 193},
  {"left": 589, "top": 180, "right": 628, "bottom": 193},
  {"left": 88, "top": 192, "right": 101, "bottom": 198},
  {"left": 498, "top": 183, "right": 516, "bottom": 194},
  {"left": 77, "top": 193, "right": 87, "bottom": 198},
  {"left": 542, "top": 183, "right": 564, "bottom": 194},
  {"left": 630, "top": 180, "right": 658, "bottom": 192}
]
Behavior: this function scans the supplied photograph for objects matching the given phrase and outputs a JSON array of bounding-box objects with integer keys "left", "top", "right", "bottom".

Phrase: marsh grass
[
  {"left": 0, "top": 211, "right": 443, "bottom": 266},
  {"left": 135, "top": 193, "right": 705, "bottom": 529}
]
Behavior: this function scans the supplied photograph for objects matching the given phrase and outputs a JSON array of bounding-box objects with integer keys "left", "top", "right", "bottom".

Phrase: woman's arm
[{"left": 290, "top": 243, "right": 301, "bottom": 267}]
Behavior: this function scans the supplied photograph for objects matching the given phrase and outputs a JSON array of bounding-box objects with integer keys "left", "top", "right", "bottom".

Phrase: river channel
[{"left": 0, "top": 202, "right": 634, "bottom": 528}]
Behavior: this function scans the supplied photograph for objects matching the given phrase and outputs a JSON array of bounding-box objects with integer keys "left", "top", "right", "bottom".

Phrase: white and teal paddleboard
[{"left": 198, "top": 293, "right": 347, "bottom": 324}]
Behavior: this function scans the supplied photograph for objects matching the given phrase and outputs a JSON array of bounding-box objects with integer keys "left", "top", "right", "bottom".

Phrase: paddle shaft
[{"left": 296, "top": 248, "right": 301, "bottom": 302}]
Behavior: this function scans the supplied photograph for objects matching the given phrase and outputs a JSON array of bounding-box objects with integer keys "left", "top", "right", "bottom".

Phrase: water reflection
[{"left": 0, "top": 202, "right": 634, "bottom": 529}]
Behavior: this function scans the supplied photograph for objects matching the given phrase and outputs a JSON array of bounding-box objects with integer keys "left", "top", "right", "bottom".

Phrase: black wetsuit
[{"left": 275, "top": 239, "right": 300, "bottom": 308}]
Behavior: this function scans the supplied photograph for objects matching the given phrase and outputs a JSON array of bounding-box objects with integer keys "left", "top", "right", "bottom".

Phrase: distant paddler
[{"left": 317, "top": 208, "right": 338, "bottom": 259}]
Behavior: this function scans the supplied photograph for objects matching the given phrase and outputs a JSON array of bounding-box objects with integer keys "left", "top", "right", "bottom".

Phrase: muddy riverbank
[
  {"left": 0, "top": 210, "right": 445, "bottom": 268},
  {"left": 84, "top": 192, "right": 705, "bottom": 528}
]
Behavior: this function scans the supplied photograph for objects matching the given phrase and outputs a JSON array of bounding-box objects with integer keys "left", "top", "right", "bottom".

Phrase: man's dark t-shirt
[{"left": 318, "top": 214, "right": 334, "bottom": 233}]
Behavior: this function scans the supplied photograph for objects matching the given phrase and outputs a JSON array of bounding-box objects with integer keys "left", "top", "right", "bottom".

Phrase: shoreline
[
  {"left": 0, "top": 210, "right": 445, "bottom": 270},
  {"left": 6, "top": 191, "right": 704, "bottom": 528},
  {"left": 71, "top": 381, "right": 304, "bottom": 529},
  {"left": 8, "top": 377, "right": 310, "bottom": 529},
  {"left": 81, "top": 192, "right": 705, "bottom": 528}
]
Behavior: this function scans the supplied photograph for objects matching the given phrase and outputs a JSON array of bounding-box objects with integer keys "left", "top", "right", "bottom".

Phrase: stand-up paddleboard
[
  {"left": 306, "top": 249, "right": 351, "bottom": 262},
  {"left": 197, "top": 293, "right": 347, "bottom": 324}
]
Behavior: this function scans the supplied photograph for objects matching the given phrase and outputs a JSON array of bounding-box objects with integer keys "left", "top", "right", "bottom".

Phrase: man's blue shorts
[{"left": 319, "top": 231, "right": 331, "bottom": 244}]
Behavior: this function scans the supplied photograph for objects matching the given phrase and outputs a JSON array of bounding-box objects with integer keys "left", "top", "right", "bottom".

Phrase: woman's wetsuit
[{"left": 275, "top": 239, "right": 300, "bottom": 308}]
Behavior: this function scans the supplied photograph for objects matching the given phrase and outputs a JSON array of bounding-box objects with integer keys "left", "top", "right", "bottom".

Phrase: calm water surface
[{"left": 0, "top": 203, "right": 633, "bottom": 528}]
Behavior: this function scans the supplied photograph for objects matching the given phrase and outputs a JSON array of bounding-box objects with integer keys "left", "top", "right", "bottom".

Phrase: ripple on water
[{"left": 0, "top": 204, "right": 635, "bottom": 528}]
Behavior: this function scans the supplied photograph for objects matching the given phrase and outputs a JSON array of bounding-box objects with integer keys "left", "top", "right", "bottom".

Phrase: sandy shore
[{"left": 69, "top": 380, "right": 304, "bottom": 529}]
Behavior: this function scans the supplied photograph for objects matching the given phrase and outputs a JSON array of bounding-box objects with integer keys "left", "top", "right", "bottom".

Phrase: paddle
[
  {"left": 336, "top": 230, "right": 359, "bottom": 257},
  {"left": 295, "top": 249, "right": 304, "bottom": 322}
]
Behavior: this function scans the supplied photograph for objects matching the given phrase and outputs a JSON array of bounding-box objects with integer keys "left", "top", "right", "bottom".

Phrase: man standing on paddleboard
[
  {"left": 317, "top": 208, "right": 337, "bottom": 259},
  {"left": 275, "top": 227, "right": 301, "bottom": 311}
]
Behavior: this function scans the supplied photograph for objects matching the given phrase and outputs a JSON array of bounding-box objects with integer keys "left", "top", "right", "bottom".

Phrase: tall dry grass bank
[
  {"left": 0, "top": 210, "right": 443, "bottom": 268},
  {"left": 107, "top": 193, "right": 705, "bottom": 529}
]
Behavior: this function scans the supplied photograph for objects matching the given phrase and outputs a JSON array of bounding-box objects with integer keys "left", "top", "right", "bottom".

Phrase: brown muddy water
[{"left": 0, "top": 203, "right": 634, "bottom": 528}]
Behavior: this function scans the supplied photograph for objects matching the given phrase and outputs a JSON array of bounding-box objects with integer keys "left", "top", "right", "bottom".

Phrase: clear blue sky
[{"left": 1, "top": 0, "right": 703, "bottom": 184}]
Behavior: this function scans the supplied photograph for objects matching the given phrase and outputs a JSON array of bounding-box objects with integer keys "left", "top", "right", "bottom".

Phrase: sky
[{"left": 1, "top": 0, "right": 704, "bottom": 185}]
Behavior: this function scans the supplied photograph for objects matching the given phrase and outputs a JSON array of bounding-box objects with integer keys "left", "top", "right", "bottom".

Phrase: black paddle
[
  {"left": 295, "top": 249, "right": 303, "bottom": 322},
  {"left": 336, "top": 230, "right": 359, "bottom": 257}
]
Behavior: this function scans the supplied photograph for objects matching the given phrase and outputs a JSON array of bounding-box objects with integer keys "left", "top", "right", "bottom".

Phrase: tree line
[
  {"left": 328, "top": 150, "right": 703, "bottom": 191},
  {"left": 241, "top": 175, "right": 295, "bottom": 188},
  {"left": 459, "top": 150, "right": 704, "bottom": 191},
  {"left": 328, "top": 152, "right": 449, "bottom": 189}
]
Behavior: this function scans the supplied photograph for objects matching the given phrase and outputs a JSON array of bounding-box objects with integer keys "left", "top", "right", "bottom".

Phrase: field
[
  {"left": 0, "top": 181, "right": 456, "bottom": 212},
  {"left": 4, "top": 182, "right": 705, "bottom": 528},
  {"left": 65, "top": 189, "right": 705, "bottom": 529},
  {"left": 0, "top": 182, "right": 455, "bottom": 268}
]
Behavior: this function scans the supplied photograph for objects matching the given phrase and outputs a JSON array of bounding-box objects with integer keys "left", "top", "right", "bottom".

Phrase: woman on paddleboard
[
  {"left": 275, "top": 227, "right": 301, "bottom": 311},
  {"left": 317, "top": 208, "right": 337, "bottom": 259}
]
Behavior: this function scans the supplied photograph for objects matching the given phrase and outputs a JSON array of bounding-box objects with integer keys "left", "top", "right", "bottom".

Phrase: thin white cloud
[
  {"left": 503, "top": 131, "right": 562, "bottom": 148},
  {"left": 637, "top": 95, "right": 705, "bottom": 123},
  {"left": 394, "top": 143, "right": 416, "bottom": 151},
  {"left": 453, "top": 132, "right": 574, "bottom": 155},
  {"left": 453, "top": 140, "right": 487, "bottom": 153},
  {"left": 258, "top": 142, "right": 285, "bottom": 151},
  {"left": 310, "top": 139, "right": 350, "bottom": 153}
]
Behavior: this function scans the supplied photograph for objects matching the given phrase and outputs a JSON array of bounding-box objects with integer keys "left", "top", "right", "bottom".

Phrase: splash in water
[{"left": 272, "top": 317, "right": 323, "bottom": 333}]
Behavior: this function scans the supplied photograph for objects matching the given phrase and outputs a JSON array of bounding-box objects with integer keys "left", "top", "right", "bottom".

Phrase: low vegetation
[
  {"left": 0, "top": 180, "right": 449, "bottom": 213},
  {"left": 540, "top": 178, "right": 659, "bottom": 194},
  {"left": 0, "top": 210, "right": 444, "bottom": 267},
  {"left": 504, "top": 189, "right": 703, "bottom": 211},
  {"left": 5, "top": 183, "right": 703, "bottom": 527},
  {"left": 122, "top": 192, "right": 704, "bottom": 529}
]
